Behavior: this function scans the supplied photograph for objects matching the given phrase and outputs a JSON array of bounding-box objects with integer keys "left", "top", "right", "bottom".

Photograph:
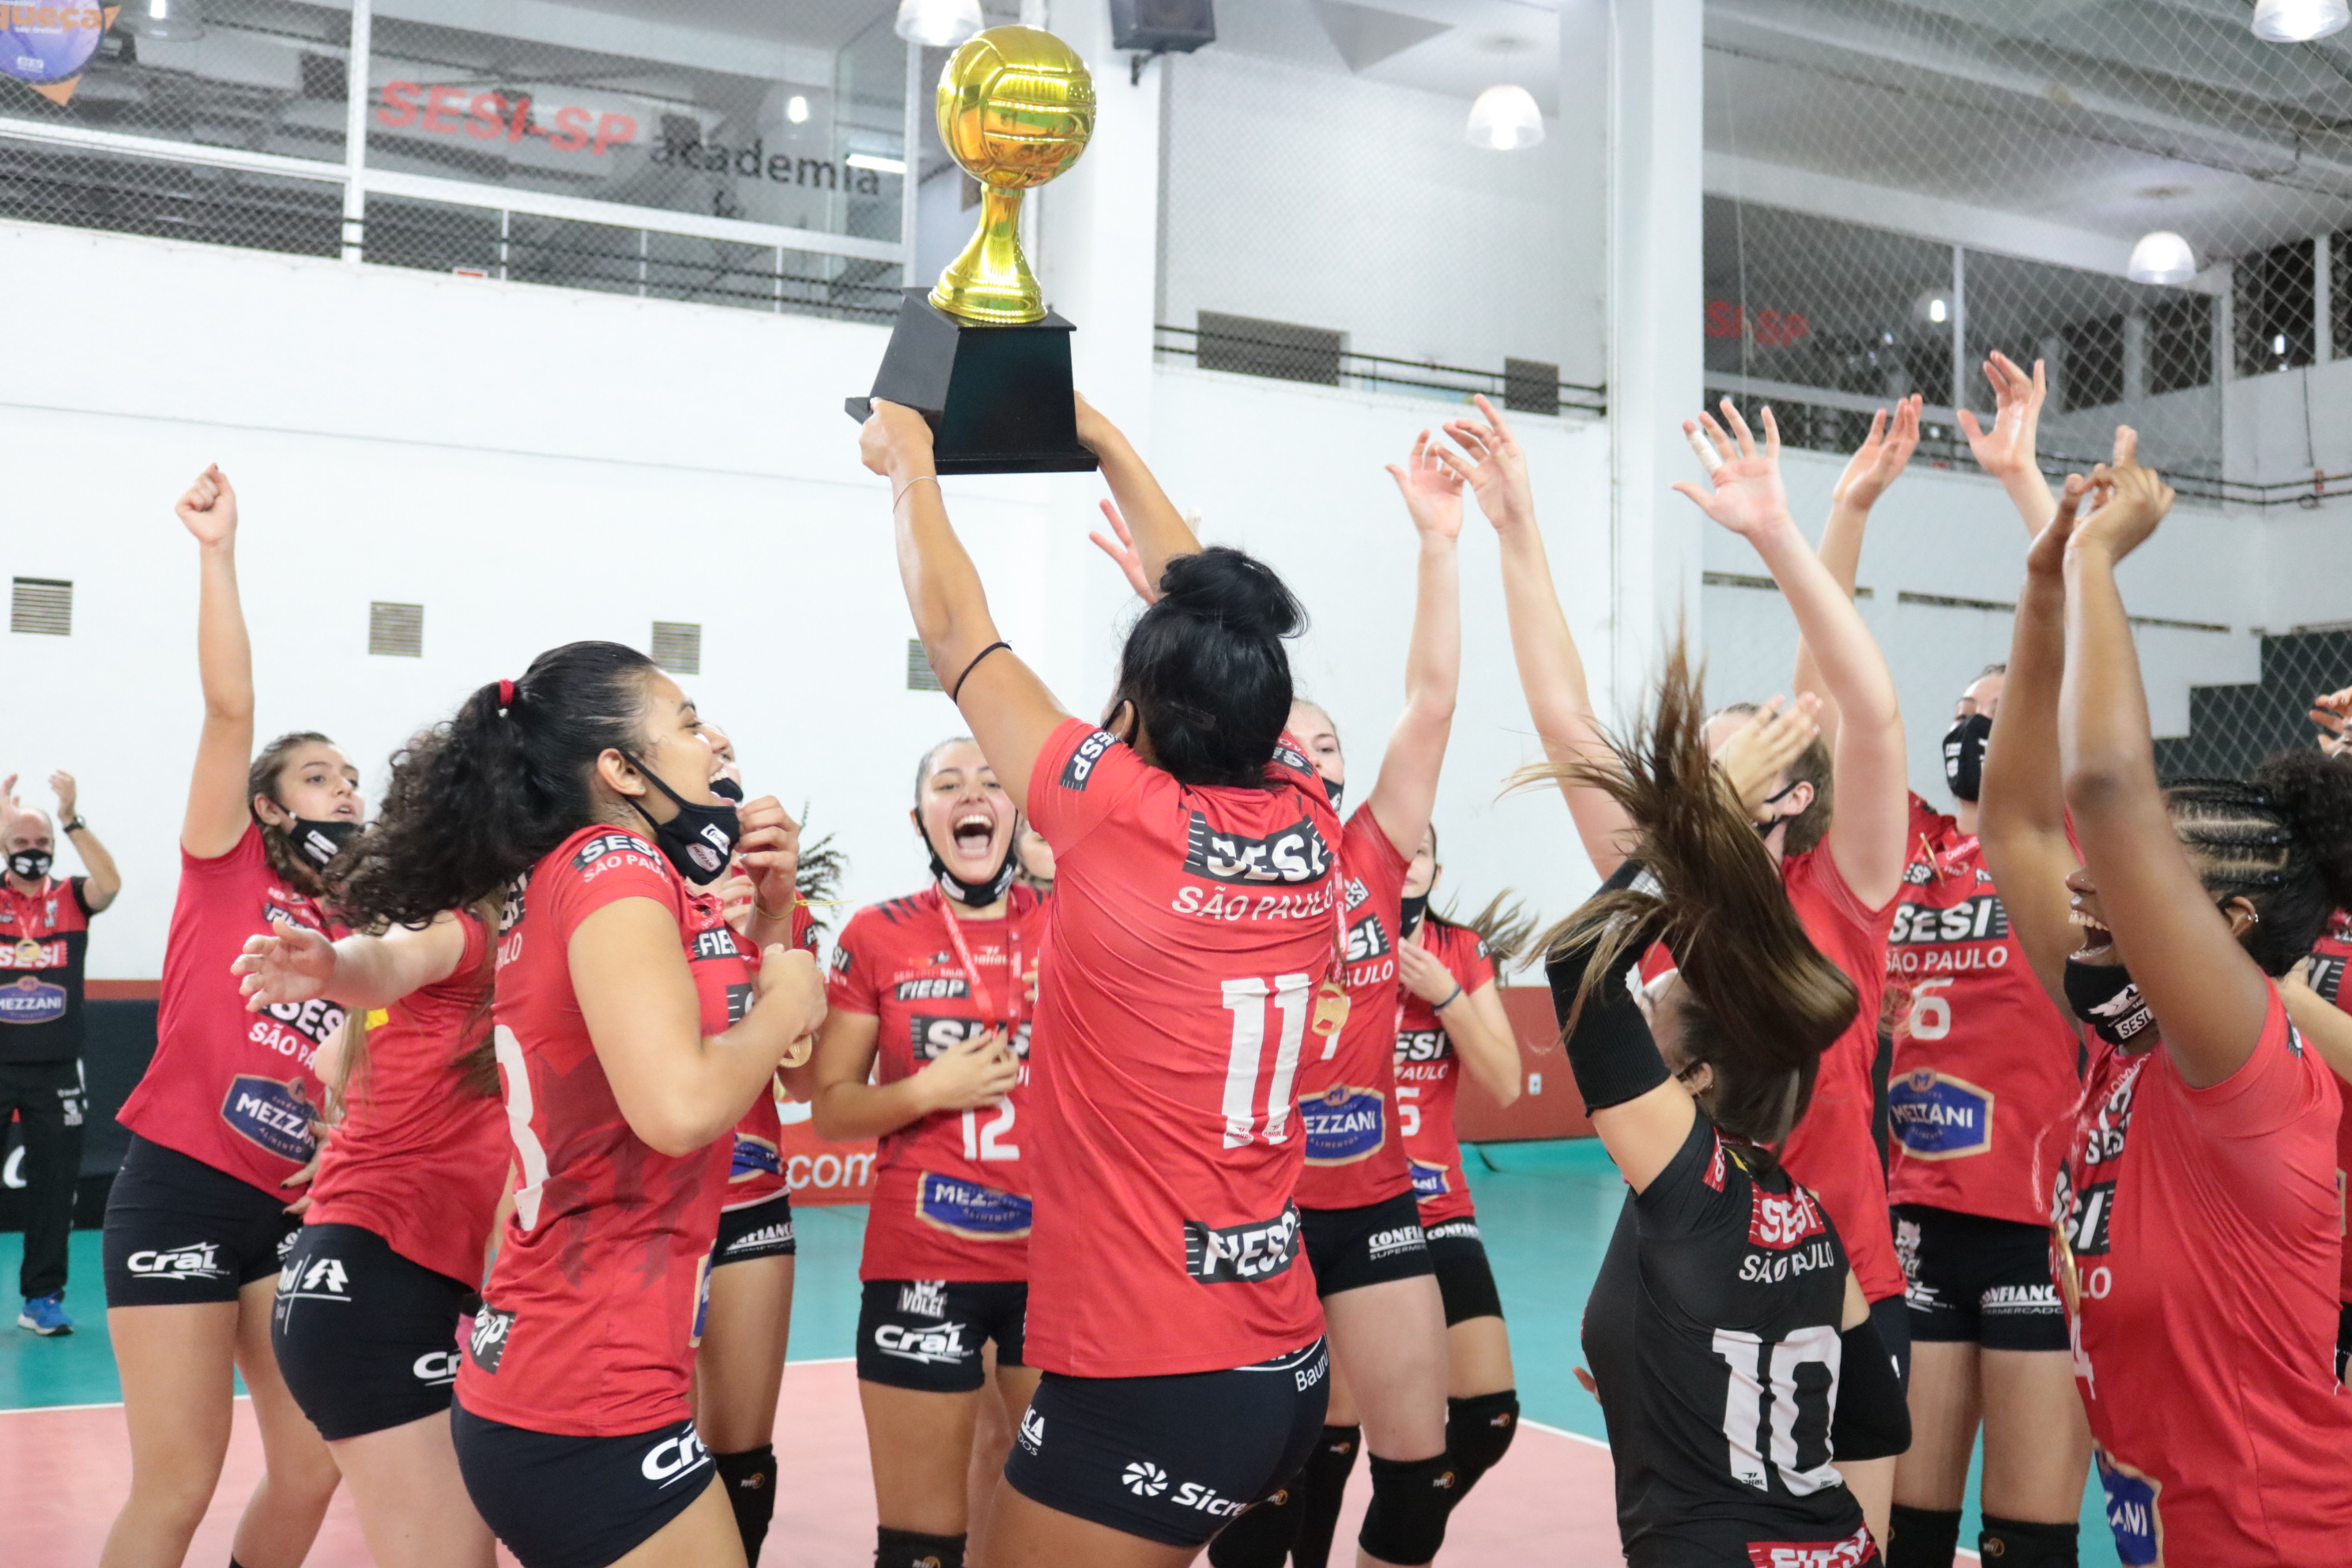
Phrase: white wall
[{"left": 2225, "top": 360, "right": 2352, "bottom": 635}]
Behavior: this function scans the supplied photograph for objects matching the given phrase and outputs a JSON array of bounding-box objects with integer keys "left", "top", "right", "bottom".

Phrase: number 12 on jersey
[{"left": 1220, "top": 974, "right": 1312, "bottom": 1149}]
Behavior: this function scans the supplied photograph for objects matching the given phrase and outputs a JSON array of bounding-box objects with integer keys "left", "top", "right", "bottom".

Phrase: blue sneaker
[{"left": 17, "top": 1291, "right": 72, "bottom": 1336}]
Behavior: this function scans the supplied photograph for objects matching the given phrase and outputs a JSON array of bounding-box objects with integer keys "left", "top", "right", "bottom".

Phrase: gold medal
[
  {"left": 1310, "top": 978, "right": 1350, "bottom": 1041},
  {"left": 15, "top": 937, "right": 43, "bottom": 967}
]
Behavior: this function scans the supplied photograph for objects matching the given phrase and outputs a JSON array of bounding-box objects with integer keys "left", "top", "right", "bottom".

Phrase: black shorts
[
  {"left": 1302, "top": 1191, "right": 1433, "bottom": 1297},
  {"left": 712, "top": 1191, "right": 796, "bottom": 1267},
  {"left": 272, "top": 1223, "right": 474, "bottom": 1441},
  {"left": 856, "top": 1278, "right": 1028, "bottom": 1392},
  {"left": 1893, "top": 1203, "right": 2067, "bottom": 1354},
  {"left": 1003, "top": 1340, "right": 1330, "bottom": 1547},
  {"left": 451, "top": 1401, "right": 714, "bottom": 1568},
  {"left": 1423, "top": 1219, "right": 1504, "bottom": 1325},
  {"left": 102, "top": 1134, "right": 300, "bottom": 1307}
]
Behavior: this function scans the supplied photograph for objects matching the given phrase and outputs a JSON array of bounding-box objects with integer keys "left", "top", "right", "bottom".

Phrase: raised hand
[
  {"left": 48, "top": 771, "right": 77, "bottom": 824},
  {"left": 0, "top": 774, "right": 20, "bottom": 821},
  {"left": 2066, "top": 428, "right": 2172, "bottom": 565},
  {"left": 1831, "top": 394, "right": 1923, "bottom": 511},
  {"left": 175, "top": 464, "right": 239, "bottom": 547},
  {"left": 1672, "top": 401, "right": 1792, "bottom": 539},
  {"left": 232, "top": 914, "right": 339, "bottom": 1010},
  {"left": 2029, "top": 473, "right": 2090, "bottom": 580},
  {"left": 1087, "top": 499, "right": 1159, "bottom": 605},
  {"left": 914, "top": 1027, "right": 1023, "bottom": 1113},
  {"left": 1958, "top": 352, "right": 2047, "bottom": 479},
  {"left": 734, "top": 796, "right": 802, "bottom": 919},
  {"left": 1385, "top": 428, "right": 1468, "bottom": 541},
  {"left": 859, "top": 399, "right": 936, "bottom": 479},
  {"left": 753, "top": 946, "right": 827, "bottom": 1068},
  {"left": 1440, "top": 394, "right": 1535, "bottom": 530},
  {"left": 2309, "top": 685, "right": 2352, "bottom": 757},
  {"left": 1713, "top": 694, "right": 1826, "bottom": 816},
  {"left": 1396, "top": 934, "right": 1459, "bottom": 1006}
]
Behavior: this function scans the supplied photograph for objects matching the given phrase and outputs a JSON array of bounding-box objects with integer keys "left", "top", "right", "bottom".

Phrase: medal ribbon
[{"left": 939, "top": 897, "right": 1023, "bottom": 1039}]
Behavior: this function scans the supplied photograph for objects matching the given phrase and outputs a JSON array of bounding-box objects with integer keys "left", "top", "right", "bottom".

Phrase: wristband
[
  {"left": 892, "top": 473, "right": 940, "bottom": 511},
  {"left": 62, "top": 817, "right": 87, "bottom": 834},
  {"left": 1433, "top": 984, "right": 1465, "bottom": 1012}
]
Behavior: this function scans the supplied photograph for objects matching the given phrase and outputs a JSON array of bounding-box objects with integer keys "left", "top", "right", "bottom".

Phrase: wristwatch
[{"left": 62, "top": 817, "right": 87, "bottom": 834}]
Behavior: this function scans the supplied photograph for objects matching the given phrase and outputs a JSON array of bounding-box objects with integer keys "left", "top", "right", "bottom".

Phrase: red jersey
[
  {"left": 306, "top": 908, "right": 504, "bottom": 1287},
  {"left": 120, "top": 826, "right": 349, "bottom": 1195},
  {"left": 2309, "top": 908, "right": 2352, "bottom": 1304},
  {"left": 1777, "top": 846, "right": 1902, "bottom": 1304},
  {"left": 827, "top": 885, "right": 1048, "bottom": 1282},
  {"left": 715, "top": 898, "right": 818, "bottom": 1213},
  {"left": 1885, "top": 797, "right": 2080, "bottom": 1227},
  {"left": 1021, "top": 719, "right": 1337, "bottom": 1377},
  {"left": 2055, "top": 988, "right": 2352, "bottom": 1563},
  {"left": 1295, "top": 810, "right": 1413, "bottom": 1212},
  {"left": 1394, "top": 919, "right": 1496, "bottom": 1227},
  {"left": 458, "top": 827, "right": 749, "bottom": 1436},
  {"left": 0, "top": 873, "right": 95, "bottom": 1065}
]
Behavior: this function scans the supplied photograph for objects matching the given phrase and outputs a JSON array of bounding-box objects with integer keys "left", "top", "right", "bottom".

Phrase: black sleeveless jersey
[{"left": 1581, "top": 1113, "right": 1873, "bottom": 1567}]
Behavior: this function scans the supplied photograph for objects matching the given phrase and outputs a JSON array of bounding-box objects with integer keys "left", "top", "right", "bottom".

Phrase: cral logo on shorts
[
  {"left": 641, "top": 1427, "right": 711, "bottom": 1487},
  {"left": 124, "top": 1242, "right": 227, "bottom": 1280},
  {"left": 874, "top": 1319, "right": 971, "bottom": 1366},
  {"left": 466, "top": 1304, "right": 516, "bottom": 1373}
]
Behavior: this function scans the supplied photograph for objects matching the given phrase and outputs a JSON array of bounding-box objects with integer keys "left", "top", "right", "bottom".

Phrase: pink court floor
[{"left": 0, "top": 1357, "right": 1624, "bottom": 1565}]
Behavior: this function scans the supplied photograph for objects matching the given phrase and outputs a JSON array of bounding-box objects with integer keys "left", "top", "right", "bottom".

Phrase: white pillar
[{"left": 1604, "top": 0, "right": 1707, "bottom": 718}]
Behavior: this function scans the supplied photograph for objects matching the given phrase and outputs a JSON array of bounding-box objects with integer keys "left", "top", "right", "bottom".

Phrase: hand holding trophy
[{"left": 846, "top": 26, "right": 1101, "bottom": 473}]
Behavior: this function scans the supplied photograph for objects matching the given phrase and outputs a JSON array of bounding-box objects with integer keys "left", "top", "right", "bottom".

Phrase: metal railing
[{"left": 1155, "top": 323, "right": 1607, "bottom": 417}]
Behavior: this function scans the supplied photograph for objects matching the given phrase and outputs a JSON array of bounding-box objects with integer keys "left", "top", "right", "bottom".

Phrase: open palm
[
  {"left": 1673, "top": 402, "right": 1789, "bottom": 538},
  {"left": 1387, "top": 429, "right": 1466, "bottom": 540}
]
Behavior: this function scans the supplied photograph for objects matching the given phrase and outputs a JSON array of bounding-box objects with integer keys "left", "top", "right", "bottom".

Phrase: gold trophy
[{"left": 847, "top": 26, "right": 1102, "bottom": 473}]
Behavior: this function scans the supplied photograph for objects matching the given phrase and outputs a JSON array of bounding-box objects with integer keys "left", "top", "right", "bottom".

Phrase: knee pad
[
  {"left": 876, "top": 1526, "right": 967, "bottom": 1568},
  {"left": 1979, "top": 1515, "right": 2078, "bottom": 1567},
  {"left": 1883, "top": 1504, "right": 1962, "bottom": 1568},
  {"left": 1357, "top": 1452, "right": 1460, "bottom": 1566},
  {"left": 1207, "top": 1482, "right": 1304, "bottom": 1568},
  {"left": 714, "top": 1445, "right": 778, "bottom": 1562},
  {"left": 1444, "top": 1390, "right": 1519, "bottom": 1491},
  {"left": 1288, "top": 1425, "right": 1361, "bottom": 1568}
]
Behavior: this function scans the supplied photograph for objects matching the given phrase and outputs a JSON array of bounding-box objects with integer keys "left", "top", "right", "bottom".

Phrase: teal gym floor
[{"left": 0, "top": 1140, "right": 2111, "bottom": 1561}]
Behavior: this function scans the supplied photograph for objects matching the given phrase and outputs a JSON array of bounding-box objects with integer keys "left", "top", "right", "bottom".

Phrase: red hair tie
[{"left": 497, "top": 678, "right": 517, "bottom": 710}]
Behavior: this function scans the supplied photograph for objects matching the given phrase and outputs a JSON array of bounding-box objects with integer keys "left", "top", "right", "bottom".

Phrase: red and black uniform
[
  {"left": 106, "top": 825, "right": 348, "bottom": 1307},
  {"left": 273, "top": 908, "right": 504, "bottom": 1441},
  {"left": 708, "top": 898, "right": 817, "bottom": 1269},
  {"left": 1294, "top": 808, "right": 1431, "bottom": 1297},
  {"left": 1001, "top": 722, "right": 1336, "bottom": 1548},
  {"left": 1395, "top": 918, "right": 1506, "bottom": 1325},
  {"left": 2054, "top": 987, "right": 2352, "bottom": 1565},
  {"left": 1885, "top": 797, "right": 2078, "bottom": 1355},
  {"left": 0, "top": 873, "right": 98, "bottom": 1302},
  {"left": 2305, "top": 907, "right": 2352, "bottom": 1380},
  {"left": 829, "top": 884, "right": 1047, "bottom": 1392},
  {"left": 451, "top": 827, "right": 752, "bottom": 1568}
]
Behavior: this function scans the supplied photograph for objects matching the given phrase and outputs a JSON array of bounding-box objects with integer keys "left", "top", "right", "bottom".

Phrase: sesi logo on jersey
[
  {"left": 466, "top": 1303, "right": 516, "bottom": 1373},
  {"left": 1742, "top": 1527, "right": 1878, "bottom": 1568},
  {"left": 571, "top": 832, "right": 663, "bottom": 879},
  {"left": 1184, "top": 1204, "right": 1303, "bottom": 1283},
  {"left": 1059, "top": 729, "right": 1118, "bottom": 791},
  {"left": 1345, "top": 911, "right": 1390, "bottom": 964},
  {"left": 1182, "top": 815, "right": 1332, "bottom": 887},
  {"left": 1747, "top": 1185, "right": 1828, "bottom": 1250},
  {"left": 1394, "top": 1027, "right": 1449, "bottom": 1063},
  {"left": 1888, "top": 894, "right": 2011, "bottom": 946}
]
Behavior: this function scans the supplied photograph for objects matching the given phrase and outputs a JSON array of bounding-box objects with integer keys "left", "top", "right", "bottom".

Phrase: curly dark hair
[{"left": 2164, "top": 749, "right": 2352, "bottom": 976}]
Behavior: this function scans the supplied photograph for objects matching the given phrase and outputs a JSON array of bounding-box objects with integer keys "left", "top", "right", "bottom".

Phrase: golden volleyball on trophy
[{"left": 930, "top": 25, "right": 1097, "bottom": 325}]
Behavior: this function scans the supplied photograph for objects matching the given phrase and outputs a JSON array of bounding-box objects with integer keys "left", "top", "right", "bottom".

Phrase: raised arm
[
  {"left": 1446, "top": 396, "right": 1638, "bottom": 876},
  {"left": 1977, "top": 478, "right": 2090, "bottom": 1007},
  {"left": 177, "top": 466, "right": 258, "bottom": 860},
  {"left": 2059, "top": 437, "right": 2269, "bottom": 1087},
  {"left": 861, "top": 401, "right": 1069, "bottom": 806},
  {"left": 1676, "top": 404, "right": 1907, "bottom": 906},
  {"left": 1958, "top": 352, "right": 2057, "bottom": 535},
  {"left": 235, "top": 910, "right": 470, "bottom": 1012},
  {"left": 1791, "top": 397, "right": 1920, "bottom": 753},
  {"left": 51, "top": 772, "right": 122, "bottom": 911},
  {"left": 1076, "top": 393, "right": 1200, "bottom": 588},
  {"left": 1358, "top": 432, "right": 1465, "bottom": 858}
]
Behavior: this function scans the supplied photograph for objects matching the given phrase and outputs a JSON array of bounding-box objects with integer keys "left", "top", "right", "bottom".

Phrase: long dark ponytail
[
  {"left": 337, "top": 641, "right": 659, "bottom": 931},
  {"left": 1537, "top": 644, "right": 1858, "bottom": 1155},
  {"left": 1108, "top": 547, "right": 1306, "bottom": 788}
]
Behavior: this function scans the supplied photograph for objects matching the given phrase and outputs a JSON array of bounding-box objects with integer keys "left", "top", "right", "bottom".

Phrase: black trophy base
[{"left": 846, "top": 288, "right": 1099, "bottom": 475}]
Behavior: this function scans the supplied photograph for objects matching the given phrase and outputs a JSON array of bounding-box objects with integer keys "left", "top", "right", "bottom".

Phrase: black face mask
[
  {"left": 2063, "top": 957, "right": 2156, "bottom": 1047},
  {"left": 1324, "top": 778, "right": 1345, "bottom": 814},
  {"left": 7, "top": 850, "right": 51, "bottom": 881},
  {"left": 1399, "top": 893, "right": 1428, "bottom": 937},
  {"left": 1943, "top": 712, "right": 1992, "bottom": 803},
  {"left": 1753, "top": 779, "right": 1800, "bottom": 840},
  {"left": 625, "top": 755, "right": 740, "bottom": 885},
  {"left": 288, "top": 818, "right": 360, "bottom": 871},
  {"left": 709, "top": 776, "right": 744, "bottom": 804},
  {"left": 928, "top": 829, "right": 1018, "bottom": 908}
]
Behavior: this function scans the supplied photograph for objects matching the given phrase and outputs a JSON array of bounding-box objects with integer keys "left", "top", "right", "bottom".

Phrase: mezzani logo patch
[
  {"left": 641, "top": 1427, "right": 712, "bottom": 1488},
  {"left": 466, "top": 1303, "right": 516, "bottom": 1373},
  {"left": 1060, "top": 729, "right": 1117, "bottom": 790},
  {"left": 918, "top": 1173, "right": 1032, "bottom": 1238},
  {"left": 730, "top": 1133, "right": 782, "bottom": 1182},
  {"left": 2094, "top": 1450, "right": 2161, "bottom": 1567},
  {"left": 125, "top": 1242, "right": 228, "bottom": 1281},
  {"left": 1889, "top": 895, "right": 2010, "bottom": 946},
  {"left": 899, "top": 1280, "right": 948, "bottom": 1318},
  {"left": 0, "top": 976, "right": 67, "bottom": 1024},
  {"left": 1888, "top": 1070, "right": 1993, "bottom": 1159},
  {"left": 1185, "top": 1204, "right": 1302, "bottom": 1283},
  {"left": 221, "top": 1076, "right": 318, "bottom": 1162},
  {"left": 1182, "top": 815, "right": 1331, "bottom": 887},
  {"left": 1408, "top": 1159, "right": 1449, "bottom": 1201},
  {"left": 1302, "top": 1086, "right": 1385, "bottom": 1164}
]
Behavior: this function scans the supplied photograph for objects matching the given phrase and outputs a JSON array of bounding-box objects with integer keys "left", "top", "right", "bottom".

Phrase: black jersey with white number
[{"left": 1581, "top": 1113, "right": 1869, "bottom": 1567}]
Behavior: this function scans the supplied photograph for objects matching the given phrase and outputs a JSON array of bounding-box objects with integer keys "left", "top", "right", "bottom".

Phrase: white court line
[{"left": 1518, "top": 1415, "right": 1611, "bottom": 1451}]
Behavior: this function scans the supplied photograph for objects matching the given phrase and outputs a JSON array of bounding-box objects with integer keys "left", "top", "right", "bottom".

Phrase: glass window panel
[{"left": 0, "top": 138, "right": 340, "bottom": 254}]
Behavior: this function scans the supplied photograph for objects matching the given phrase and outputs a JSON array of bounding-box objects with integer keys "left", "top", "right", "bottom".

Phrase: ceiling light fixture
[
  {"left": 895, "top": 0, "right": 984, "bottom": 49},
  {"left": 123, "top": 0, "right": 205, "bottom": 41},
  {"left": 1465, "top": 85, "right": 1544, "bottom": 151},
  {"left": 2127, "top": 230, "right": 2198, "bottom": 285},
  {"left": 786, "top": 95, "right": 811, "bottom": 125},
  {"left": 2252, "top": 0, "right": 2350, "bottom": 43}
]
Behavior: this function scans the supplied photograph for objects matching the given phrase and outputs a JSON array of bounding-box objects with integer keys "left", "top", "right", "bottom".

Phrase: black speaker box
[{"left": 1110, "top": 0, "right": 1216, "bottom": 55}]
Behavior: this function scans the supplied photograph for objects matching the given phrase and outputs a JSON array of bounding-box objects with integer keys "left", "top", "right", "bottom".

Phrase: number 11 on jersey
[{"left": 1220, "top": 974, "right": 1312, "bottom": 1148}]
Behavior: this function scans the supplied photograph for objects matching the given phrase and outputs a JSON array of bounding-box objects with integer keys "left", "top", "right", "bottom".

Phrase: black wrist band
[
  {"left": 62, "top": 817, "right": 87, "bottom": 834},
  {"left": 951, "top": 641, "right": 1012, "bottom": 702},
  {"left": 1433, "top": 984, "right": 1464, "bottom": 1011}
]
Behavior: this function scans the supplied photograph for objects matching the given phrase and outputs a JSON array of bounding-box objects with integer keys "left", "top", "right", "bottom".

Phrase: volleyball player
[
  {"left": 2290, "top": 687, "right": 2352, "bottom": 1381},
  {"left": 100, "top": 466, "right": 350, "bottom": 1568},
  {"left": 1479, "top": 395, "right": 1913, "bottom": 1533},
  {"left": 232, "top": 880, "right": 502, "bottom": 1568},
  {"left": 811, "top": 735, "right": 1047, "bottom": 1568},
  {"left": 326, "top": 642, "right": 827, "bottom": 1568},
  {"left": 1977, "top": 437, "right": 2352, "bottom": 1563},
  {"left": 860, "top": 392, "right": 1336, "bottom": 1567},
  {"left": 1550, "top": 647, "right": 1910, "bottom": 1568},
  {"left": 1792, "top": 359, "right": 2092, "bottom": 1567}
]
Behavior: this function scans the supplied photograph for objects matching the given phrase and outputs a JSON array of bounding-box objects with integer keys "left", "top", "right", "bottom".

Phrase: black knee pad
[
  {"left": 1884, "top": 1504, "right": 1962, "bottom": 1568},
  {"left": 876, "top": 1526, "right": 967, "bottom": 1568},
  {"left": 1289, "top": 1424, "right": 1361, "bottom": 1568},
  {"left": 715, "top": 1445, "right": 778, "bottom": 1562},
  {"left": 1979, "top": 1514, "right": 2078, "bottom": 1567},
  {"left": 1444, "top": 1390, "right": 1518, "bottom": 1491},
  {"left": 1207, "top": 1480, "right": 1305, "bottom": 1568},
  {"left": 1357, "top": 1452, "right": 1460, "bottom": 1566}
]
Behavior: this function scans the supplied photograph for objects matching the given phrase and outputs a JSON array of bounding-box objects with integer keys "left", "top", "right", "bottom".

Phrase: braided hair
[{"left": 2164, "top": 750, "right": 2352, "bottom": 976}]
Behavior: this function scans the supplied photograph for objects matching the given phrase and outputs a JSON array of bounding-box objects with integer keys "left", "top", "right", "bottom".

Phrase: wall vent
[
  {"left": 1197, "top": 311, "right": 1344, "bottom": 386},
  {"left": 368, "top": 601, "right": 424, "bottom": 657},
  {"left": 651, "top": 621, "right": 702, "bottom": 674},
  {"left": 1503, "top": 357, "right": 1561, "bottom": 416},
  {"left": 906, "top": 639, "right": 944, "bottom": 692},
  {"left": 9, "top": 578, "right": 70, "bottom": 635}
]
